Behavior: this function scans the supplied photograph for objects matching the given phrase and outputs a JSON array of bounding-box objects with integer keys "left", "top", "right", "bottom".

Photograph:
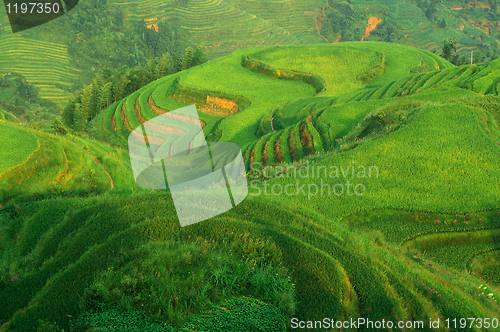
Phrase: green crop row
[
  {"left": 241, "top": 55, "right": 326, "bottom": 93},
  {"left": 125, "top": 90, "right": 143, "bottom": 130},
  {"left": 288, "top": 122, "right": 303, "bottom": 162}
]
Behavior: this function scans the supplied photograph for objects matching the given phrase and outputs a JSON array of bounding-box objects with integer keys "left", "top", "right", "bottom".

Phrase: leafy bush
[{"left": 80, "top": 240, "right": 295, "bottom": 326}]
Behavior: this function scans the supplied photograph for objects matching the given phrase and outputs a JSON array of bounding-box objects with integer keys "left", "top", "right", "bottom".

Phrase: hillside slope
[{"left": 1, "top": 42, "right": 500, "bottom": 331}]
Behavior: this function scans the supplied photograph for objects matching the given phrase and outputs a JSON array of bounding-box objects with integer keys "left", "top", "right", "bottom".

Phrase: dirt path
[
  {"left": 148, "top": 96, "right": 204, "bottom": 128},
  {"left": 148, "top": 96, "right": 167, "bottom": 115},
  {"left": 104, "top": 169, "right": 114, "bottom": 190},
  {"left": 134, "top": 99, "right": 147, "bottom": 125},
  {"left": 53, "top": 147, "right": 69, "bottom": 185},
  {"left": 121, "top": 103, "right": 134, "bottom": 132}
]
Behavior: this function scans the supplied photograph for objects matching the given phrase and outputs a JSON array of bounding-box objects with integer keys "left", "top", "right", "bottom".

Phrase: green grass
[
  {"left": 2, "top": 192, "right": 500, "bottom": 331},
  {"left": 0, "top": 121, "right": 40, "bottom": 177},
  {"left": 250, "top": 44, "right": 381, "bottom": 97}
]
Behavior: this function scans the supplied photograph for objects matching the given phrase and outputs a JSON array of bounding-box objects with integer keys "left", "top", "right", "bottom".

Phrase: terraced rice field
[
  {"left": 0, "top": 130, "right": 135, "bottom": 203},
  {"left": 90, "top": 42, "right": 463, "bottom": 166},
  {"left": 245, "top": 58, "right": 500, "bottom": 171},
  {"left": 0, "top": 35, "right": 79, "bottom": 104},
  {"left": 232, "top": 0, "right": 325, "bottom": 36},
  {"left": 115, "top": 0, "right": 303, "bottom": 59}
]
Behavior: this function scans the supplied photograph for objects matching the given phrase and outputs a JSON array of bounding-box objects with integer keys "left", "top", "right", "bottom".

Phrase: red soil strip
[
  {"left": 104, "top": 170, "right": 114, "bottom": 190},
  {"left": 147, "top": 23, "right": 158, "bottom": 32},
  {"left": 274, "top": 138, "right": 284, "bottom": 164},
  {"left": 159, "top": 112, "right": 203, "bottom": 128},
  {"left": 171, "top": 93, "right": 238, "bottom": 117},
  {"left": 121, "top": 103, "right": 134, "bottom": 132},
  {"left": 144, "top": 122, "right": 185, "bottom": 137},
  {"left": 111, "top": 113, "right": 116, "bottom": 131},
  {"left": 289, "top": 128, "right": 297, "bottom": 161},
  {"left": 124, "top": 102, "right": 171, "bottom": 145},
  {"left": 262, "top": 141, "right": 269, "bottom": 165},
  {"left": 148, "top": 96, "right": 167, "bottom": 115},
  {"left": 53, "top": 148, "right": 69, "bottom": 185},
  {"left": 207, "top": 95, "right": 236, "bottom": 110},
  {"left": 456, "top": 46, "right": 476, "bottom": 52},
  {"left": 128, "top": 127, "right": 167, "bottom": 147},
  {"left": 300, "top": 122, "right": 314, "bottom": 155},
  {"left": 148, "top": 96, "right": 204, "bottom": 128},
  {"left": 135, "top": 99, "right": 147, "bottom": 125},
  {"left": 91, "top": 155, "right": 114, "bottom": 190}
]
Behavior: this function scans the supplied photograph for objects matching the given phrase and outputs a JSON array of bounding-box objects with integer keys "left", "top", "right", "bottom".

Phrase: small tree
[
  {"left": 157, "top": 52, "right": 172, "bottom": 78},
  {"left": 51, "top": 118, "right": 68, "bottom": 135},
  {"left": 442, "top": 37, "right": 459, "bottom": 64},
  {"left": 439, "top": 18, "right": 446, "bottom": 28},
  {"left": 181, "top": 47, "right": 193, "bottom": 71},
  {"left": 192, "top": 45, "right": 208, "bottom": 67}
]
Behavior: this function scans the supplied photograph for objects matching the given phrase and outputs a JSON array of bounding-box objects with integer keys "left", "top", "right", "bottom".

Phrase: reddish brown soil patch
[
  {"left": 128, "top": 128, "right": 166, "bottom": 146},
  {"left": 274, "top": 137, "right": 284, "bottom": 164},
  {"left": 53, "top": 149, "right": 69, "bottom": 185},
  {"left": 148, "top": 96, "right": 167, "bottom": 115},
  {"left": 262, "top": 141, "right": 269, "bottom": 165},
  {"left": 171, "top": 93, "right": 239, "bottom": 117},
  {"left": 207, "top": 95, "right": 236, "bottom": 110},
  {"left": 147, "top": 23, "right": 158, "bottom": 32},
  {"left": 148, "top": 96, "right": 204, "bottom": 128},
  {"left": 159, "top": 112, "right": 203, "bottom": 128},
  {"left": 121, "top": 103, "right": 133, "bottom": 132},
  {"left": 135, "top": 99, "right": 147, "bottom": 125},
  {"left": 362, "top": 17, "right": 382, "bottom": 40},
  {"left": 300, "top": 121, "right": 314, "bottom": 155}
]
